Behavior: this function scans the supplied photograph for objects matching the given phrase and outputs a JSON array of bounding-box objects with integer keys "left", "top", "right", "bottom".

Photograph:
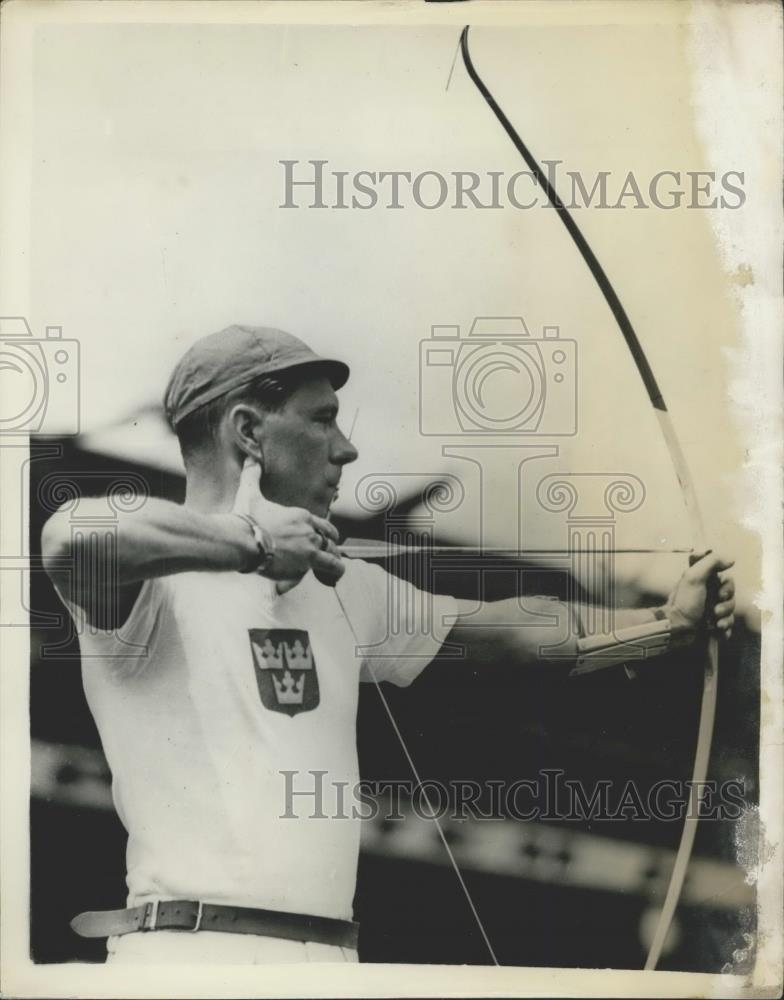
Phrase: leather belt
[{"left": 70, "top": 900, "right": 359, "bottom": 949}]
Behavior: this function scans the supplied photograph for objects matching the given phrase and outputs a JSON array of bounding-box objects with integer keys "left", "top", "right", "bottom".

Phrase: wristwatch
[{"left": 233, "top": 512, "right": 276, "bottom": 574}]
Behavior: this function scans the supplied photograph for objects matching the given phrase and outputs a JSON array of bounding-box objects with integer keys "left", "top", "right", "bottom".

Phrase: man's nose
[{"left": 333, "top": 430, "right": 358, "bottom": 466}]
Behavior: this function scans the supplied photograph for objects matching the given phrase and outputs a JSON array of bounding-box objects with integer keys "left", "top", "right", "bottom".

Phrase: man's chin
[
  {"left": 307, "top": 497, "right": 332, "bottom": 519},
  {"left": 319, "top": 490, "right": 340, "bottom": 519},
  {"left": 273, "top": 492, "right": 331, "bottom": 519}
]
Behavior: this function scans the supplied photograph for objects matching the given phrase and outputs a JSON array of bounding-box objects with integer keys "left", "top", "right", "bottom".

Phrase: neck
[{"left": 183, "top": 454, "right": 241, "bottom": 513}]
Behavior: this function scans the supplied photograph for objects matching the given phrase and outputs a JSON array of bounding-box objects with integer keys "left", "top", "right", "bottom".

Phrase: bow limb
[
  {"left": 643, "top": 418, "right": 719, "bottom": 969},
  {"left": 458, "top": 25, "right": 718, "bottom": 971}
]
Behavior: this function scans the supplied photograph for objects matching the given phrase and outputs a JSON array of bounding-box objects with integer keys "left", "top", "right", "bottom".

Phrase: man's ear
[{"left": 227, "top": 402, "right": 265, "bottom": 466}]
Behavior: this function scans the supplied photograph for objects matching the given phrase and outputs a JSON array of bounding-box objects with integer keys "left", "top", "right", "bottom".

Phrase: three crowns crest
[{"left": 249, "top": 629, "right": 319, "bottom": 717}]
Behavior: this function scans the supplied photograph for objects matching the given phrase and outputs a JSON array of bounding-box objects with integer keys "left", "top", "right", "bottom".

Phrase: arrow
[{"left": 340, "top": 539, "right": 693, "bottom": 559}]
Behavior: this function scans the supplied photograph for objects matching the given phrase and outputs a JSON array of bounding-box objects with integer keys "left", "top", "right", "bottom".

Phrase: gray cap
[{"left": 164, "top": 324, "right": 350, "bottom": 428}]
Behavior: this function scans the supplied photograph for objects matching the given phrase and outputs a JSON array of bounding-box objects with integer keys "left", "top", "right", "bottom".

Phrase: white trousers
[{"left": 106, "top": 931, "right": 359, "bottom": 964}]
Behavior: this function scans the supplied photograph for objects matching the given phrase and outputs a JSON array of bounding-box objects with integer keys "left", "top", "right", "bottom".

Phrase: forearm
[
  {"left": 573, "top": 601, "right": 693, "bottom": 652},
  {"left": 450, "top": 597, "right": 690, "bottom": 672},
  {"left": 597, "top": 605, "right": 660, "bottom": 629},
  {"left": 450, "top": 596, "right": 578, "bottom": 668},
  {"left": 42, "top": 497, "right": 256, "bottom": 591}
]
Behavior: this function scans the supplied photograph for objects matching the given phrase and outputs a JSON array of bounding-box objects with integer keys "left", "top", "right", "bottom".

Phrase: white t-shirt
[{"left": 61, "top": 560, "right": 457, "bottom": 921}]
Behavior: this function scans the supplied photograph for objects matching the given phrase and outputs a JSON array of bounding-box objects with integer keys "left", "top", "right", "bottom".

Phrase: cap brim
[{"left": 276, "top": 358, "right": 350, "bottom": 390}]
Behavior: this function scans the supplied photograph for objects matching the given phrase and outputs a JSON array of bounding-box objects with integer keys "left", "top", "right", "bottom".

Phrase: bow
[
  {"left": 336, "top": 25, "right": 719, "bottom": 969},
  {"left": 456, "top": 25, "right": 719, "bottom": 970}
]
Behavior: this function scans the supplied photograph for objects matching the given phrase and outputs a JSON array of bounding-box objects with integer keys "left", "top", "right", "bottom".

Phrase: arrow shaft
[{"left": 340, "top": 542, "right": 692, "bottom": 558}]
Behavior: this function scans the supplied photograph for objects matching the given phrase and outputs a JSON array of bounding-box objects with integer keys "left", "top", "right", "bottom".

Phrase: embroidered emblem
[{"left": 248, "top": 629, "right": 319, "bottom": 717}]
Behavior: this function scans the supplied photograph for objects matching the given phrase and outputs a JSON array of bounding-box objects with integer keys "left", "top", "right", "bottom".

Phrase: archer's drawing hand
[
  {"left": 664, "top": 552, "right": 736, "bottom": 641},
  {"left": 232, "top": 457, "right": 344, "bottom": 593}
]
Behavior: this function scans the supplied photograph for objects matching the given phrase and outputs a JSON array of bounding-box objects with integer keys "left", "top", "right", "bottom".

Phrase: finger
[
  {"left": 233, "top": 456, "right": 262, "bottom": 512},
  {"left": 688, "top": 552, "right": 734, "bottom": 581},
  {"left": 692, "top": 552, "right": 735, "bottom": 574},
  {"left": 715, "top": 614, "right": 735, "bottom": 631},
  {"left": 309, "top": 514, "right": 339, "bottom": 543},
  {"left": 713, "top": 600, "right": 735, "bottom": 619},
  {"left": 313, "top": 568, "right": 344, "bottom": 588},
  {"left": 275, "top": 578, "right": 301, "bottom": 595},
  {"left": 312, "top": 551, "right": 345, "bottom": 582},
  {"left": 305, "top": 530, "right": 335, "bottom": 556},
  {"left": 306, "top": 530, "right": 339, "bottom": 555},
  {"left": 312, "top": 550, "right": 345, "bottom": 573},
  {"left": 718, "top": 581, "right": 734, "bottom": 600},
  {"left": 320, "top": 538, "right": 341, "bottom": 558}
]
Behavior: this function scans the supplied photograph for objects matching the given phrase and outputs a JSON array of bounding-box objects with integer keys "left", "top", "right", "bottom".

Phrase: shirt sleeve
[
  {"left": 52, "top": 576, "right": 171, "bottom": 674},
  {"left": 337, "top": 559, "right": 459, "bottom": 687}
]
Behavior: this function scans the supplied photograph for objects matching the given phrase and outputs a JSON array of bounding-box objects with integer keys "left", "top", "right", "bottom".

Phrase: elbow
[{"left": 41, "top": 508, "right": 72, "bottom": 580}]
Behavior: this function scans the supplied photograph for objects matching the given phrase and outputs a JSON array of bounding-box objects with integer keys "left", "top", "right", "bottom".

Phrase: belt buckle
[
  {"left": 141, "top": 900, "right": 203, "bottom": 932},
  {"left": 141, "top": 900, "right": 160, "bottom": 931}
]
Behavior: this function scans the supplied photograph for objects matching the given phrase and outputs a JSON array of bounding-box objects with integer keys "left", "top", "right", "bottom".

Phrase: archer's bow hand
[{"left": 664, "top": 552, "right": 736, "bottom": 642}]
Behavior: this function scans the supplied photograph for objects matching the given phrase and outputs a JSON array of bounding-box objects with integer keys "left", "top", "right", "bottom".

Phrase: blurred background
[
  {"left": 3, "top": 2, "right": 775, "bottom": 975},
  {"left": 26, "top": 437, "right": 759, "bottom": 971}
]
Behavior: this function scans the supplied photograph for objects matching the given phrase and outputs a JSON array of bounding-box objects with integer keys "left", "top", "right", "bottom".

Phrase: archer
[{"left": 41, "top": 324, "right": 735, "bottom": 965}]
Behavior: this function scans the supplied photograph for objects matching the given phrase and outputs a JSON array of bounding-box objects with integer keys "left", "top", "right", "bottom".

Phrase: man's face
[{"left": 255, "top": 375, "right": 358, "bottom": 516}]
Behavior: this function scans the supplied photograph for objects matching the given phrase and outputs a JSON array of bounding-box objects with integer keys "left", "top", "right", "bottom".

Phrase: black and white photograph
[{"left": 0, "top": 1, "right": 781, "bottom": 997}]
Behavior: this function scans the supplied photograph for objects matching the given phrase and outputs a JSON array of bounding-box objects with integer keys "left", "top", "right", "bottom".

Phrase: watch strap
[{"left": 234, "top": 512, "right": 276, "bottom": 574}]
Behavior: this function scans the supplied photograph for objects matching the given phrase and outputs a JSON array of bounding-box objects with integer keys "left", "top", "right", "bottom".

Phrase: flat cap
[{"left": 164, "top": 324, "right": 350, "bottom": 428}]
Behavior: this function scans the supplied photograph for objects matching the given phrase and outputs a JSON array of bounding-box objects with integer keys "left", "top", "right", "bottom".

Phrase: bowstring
[
  {"left": 332, "top": 586, "right": 500, "bottom": 966},
  {"left": 329, "top": 407, "right": 499, "bottom": 965}
]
